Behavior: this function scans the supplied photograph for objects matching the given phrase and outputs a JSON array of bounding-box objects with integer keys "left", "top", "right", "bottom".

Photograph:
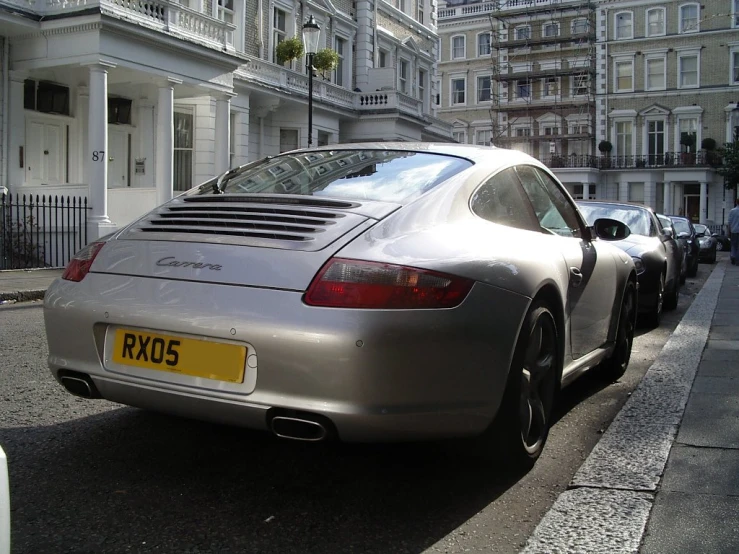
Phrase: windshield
[
  {"left": 577, "top": 204, "right": 652, "bottom": 236},
  {"left": 671, "top": 219, "right": 691, "bottom": 234},
  {"left": 694, "top": 224, "right": 708, "bottom": 235},
  {"left": 199, "top": 150, "right": 473, "bottom": 203}
]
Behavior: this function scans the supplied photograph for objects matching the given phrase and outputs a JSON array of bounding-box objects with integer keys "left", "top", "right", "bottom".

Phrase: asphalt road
[{"left": 0, "top": 260, "right": 716, "bottom": 554}]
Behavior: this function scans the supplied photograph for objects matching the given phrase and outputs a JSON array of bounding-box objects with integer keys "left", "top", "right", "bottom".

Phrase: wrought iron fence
[
  {"left": 1, "top": 193, "right": 89, "bottom": 270},
  {"left": 543, "top": 151, "right": 723, "bottom": 170}
]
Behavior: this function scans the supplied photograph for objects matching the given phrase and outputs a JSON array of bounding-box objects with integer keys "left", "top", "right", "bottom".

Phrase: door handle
[{"left": 570, "top": 267, "right": 583, "bottom": 287}]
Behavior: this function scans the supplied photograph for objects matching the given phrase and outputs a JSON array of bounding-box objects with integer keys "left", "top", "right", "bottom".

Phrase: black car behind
[
  {"left": 578, "top": 201, "right": 682, "bottom": 327},
  {"left": 667, "top": 215, "right": 699, "bottom": 278}
]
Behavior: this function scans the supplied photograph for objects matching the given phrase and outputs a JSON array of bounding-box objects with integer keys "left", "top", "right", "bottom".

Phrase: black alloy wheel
[
  {"left": 481, "top": 300, "right": 559, "bottom": 469},
  {"left": 645, "top": 273, "right": 664, "bottom": 328},
  {"left": 598, "top": 283, "right": 636, "bottom": 381},
  {"left": 664, "top": 270, "right": 680, "bottom": 311}
]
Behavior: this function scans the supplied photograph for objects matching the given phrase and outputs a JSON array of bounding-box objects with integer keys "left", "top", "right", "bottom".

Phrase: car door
[
  {"left": 514, "top": 165, "right": 617, "bottom": 359},
  {"left": 656, "top": 215, "right": 682, "bottom": 288}
]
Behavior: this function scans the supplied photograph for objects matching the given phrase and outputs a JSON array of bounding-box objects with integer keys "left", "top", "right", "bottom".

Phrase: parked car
[
  {"left": 694, "top": 223, "right": 718, "bottom": 263},
  {"left": 44, "top": 144, "right": 637, "bottom": 469},
  {"left": 667, "top": 215, "right": 699, "bottom": 278},
  {"left": 578, "top": 201, "right": 682, "bottom": 327},
  {"left": 657, "top": 215, "right": 688, "bottom": 283},
  {"left": 712, "top": 230, "right": 731, "bottom": 251}
]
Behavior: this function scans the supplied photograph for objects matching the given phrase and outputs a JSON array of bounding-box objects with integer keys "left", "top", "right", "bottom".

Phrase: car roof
[
  {"left": 578, "top": 200, "right": 653, "bottom": 213},
  {"left": 283, "top": 142, "right": 543, "bottom": 166}
]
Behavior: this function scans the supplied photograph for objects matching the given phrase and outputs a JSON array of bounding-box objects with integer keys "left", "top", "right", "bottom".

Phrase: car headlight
[
  {"left": 631, "top": 256, "right": 646, "bottom": 275},
  {"left": 698, "top": 237, "right": 711, "bottom": 247}
]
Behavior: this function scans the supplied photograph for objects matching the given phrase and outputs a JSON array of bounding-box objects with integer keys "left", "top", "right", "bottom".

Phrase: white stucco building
[{"left": 0, "top": 0, "right": 451, "bottom": 241}]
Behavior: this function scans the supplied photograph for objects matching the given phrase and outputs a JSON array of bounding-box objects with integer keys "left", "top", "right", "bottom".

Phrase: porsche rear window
[{"left": 201, "top": 150, "right": 473, "bottom": 203}]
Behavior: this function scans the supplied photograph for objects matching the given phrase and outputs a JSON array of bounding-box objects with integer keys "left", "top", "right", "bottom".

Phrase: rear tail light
[
  {"left": 61, "top": 242, "right": 106, "bottom": 282},
  {"left": 304, "top": 258, "right": 474, "bottom": 309}
]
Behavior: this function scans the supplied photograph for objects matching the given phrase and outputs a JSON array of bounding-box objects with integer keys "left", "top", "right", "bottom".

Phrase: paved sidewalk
[
  {"left": 523, "top": 258, "right": 739, "bottom": 553},
  {"left": 0, "top": 268, "right": 63, "bottom": 303},
  {"left": 639, "top": 262, "right": 739, "bottom": 553}
]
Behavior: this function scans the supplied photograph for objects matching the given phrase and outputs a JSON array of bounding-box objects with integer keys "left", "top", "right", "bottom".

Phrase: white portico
[{"left": 5, "top": 8, "right": 246, "bottom": 240}]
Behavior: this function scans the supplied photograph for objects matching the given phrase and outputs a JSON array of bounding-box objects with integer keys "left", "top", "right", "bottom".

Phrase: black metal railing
[
  {"left": 1, "top": 193, "right": 89, "bottom": 270},
  {"left": 543, "top": 151, "right": 723, "bottom": 170}
]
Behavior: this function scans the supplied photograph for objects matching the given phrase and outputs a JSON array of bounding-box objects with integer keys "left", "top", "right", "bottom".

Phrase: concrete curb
[
  {"left": 520, "top": 263, "right": 725, "bottom": 554},
  {"left": 0, "top": 289, "right": 46, "bottom": 303}
]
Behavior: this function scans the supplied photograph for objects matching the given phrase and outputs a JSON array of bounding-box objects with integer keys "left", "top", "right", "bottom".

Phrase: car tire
[
  {"left": 664, "top": 272, "right": 679, "bottom": 311},
  {"left": 478, "top": 300, "right": 559, "bottom": 470},
  {"left": 717, "top": 241, "right": 724, "bottom": 251},
  {"left": 687, "top": 257, "right": 698, "bottom": 278},
  {"left": 643, "top": 273, "right": 664, "bottom": 328},
  {"left": 597, "top": 282, "right": 636, "bottom": 382},
  {"left": 711, "top": 250, "right": 717, "bottom": 264}
]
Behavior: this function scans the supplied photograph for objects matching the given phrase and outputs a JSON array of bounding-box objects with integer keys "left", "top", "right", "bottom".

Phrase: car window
[
  {"left": 204, "top": 150, "right": 473, "bottom": 203},
  {"left": 514, "top": 165, "right": 583, "bottom": 238},
  {"left": 657, "top": 215, "right": 674, "bottom": 234},
  {"left": 671, "top": 219, "right": 691, "bottom": 235},
  {"left": 470, "top": 168, "right": 540, "bottom": 232}
]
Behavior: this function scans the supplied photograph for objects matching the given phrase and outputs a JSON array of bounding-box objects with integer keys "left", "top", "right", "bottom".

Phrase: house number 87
[{"left": 92, "top": 151, "right": 106, "bottom": 162}]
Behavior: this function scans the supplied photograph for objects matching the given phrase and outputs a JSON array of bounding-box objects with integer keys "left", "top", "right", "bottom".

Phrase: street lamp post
[{"left": 302, "top": 15, "right": 321, "bottom": 147}]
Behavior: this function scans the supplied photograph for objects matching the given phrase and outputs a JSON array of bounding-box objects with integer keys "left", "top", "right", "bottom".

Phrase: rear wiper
[{"left": 211, "top": 157, "right": 273, "bottom": 194}]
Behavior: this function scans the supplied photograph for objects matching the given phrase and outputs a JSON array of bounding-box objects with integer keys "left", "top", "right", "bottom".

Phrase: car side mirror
[
  {"left": 662, "top": 228, "right": 674, "bottom": 239},
  {"left": 592, "top": 218, "right": 631, "bottom": 241}
]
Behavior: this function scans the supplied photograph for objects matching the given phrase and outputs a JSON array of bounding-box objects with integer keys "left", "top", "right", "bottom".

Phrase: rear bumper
[{"left": 44, "top": 273, "right": 530, "bottom": 442}]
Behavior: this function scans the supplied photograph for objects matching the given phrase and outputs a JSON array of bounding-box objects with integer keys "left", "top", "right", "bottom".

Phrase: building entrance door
[
  {"left": 684, "top": 194, "right": 700, "bottom": 223},
  {"left": 25, "top": 118, "right": 66, "bottom": 186},
  {"left": 108, "top": 129, "right": 130, "bottom": 188}
]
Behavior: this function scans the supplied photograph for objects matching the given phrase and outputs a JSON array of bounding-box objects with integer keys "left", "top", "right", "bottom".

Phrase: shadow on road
[{"left": 4, "top": 407, "right": 531, "bottom": 554}]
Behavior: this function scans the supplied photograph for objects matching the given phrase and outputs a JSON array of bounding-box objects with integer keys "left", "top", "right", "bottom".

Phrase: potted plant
[
  {"left": 702, "top": 137, "right": 721, "bottom": 166},
  {"left": 276, "top": 37, "right": 304, "bottom": 65},
  {"left": 312, "top": 48, "right": 340, "bottom": 80},
  {"left": 598, "top": 140, "right": 612, "bottom": 168},
  {"left": 680, "top": 134, "right": 696, "bottom": 165}
]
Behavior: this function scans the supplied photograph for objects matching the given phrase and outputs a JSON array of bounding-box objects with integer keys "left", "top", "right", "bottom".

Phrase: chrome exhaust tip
[
  {"left": 270, "top": 415, "right": 329, "bottom": 442},
  {"left": 58, "top": 371, "right": 101, "bottom": 399}
]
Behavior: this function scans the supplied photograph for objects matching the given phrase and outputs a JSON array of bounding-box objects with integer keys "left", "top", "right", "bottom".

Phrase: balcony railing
[
  {"left": 542, "top": 152, "right": 723, "bottom": 170},
  {"left": 439, "top": 0, "right": 583, "bottom": 20},
  {"left": 239, "top": 57, "right": 428, "bottom": 120},
  {"left": 2, "top": 0, "right": 234, "bottom": 51}
]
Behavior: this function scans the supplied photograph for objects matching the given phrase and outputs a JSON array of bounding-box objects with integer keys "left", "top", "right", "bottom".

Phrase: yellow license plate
[{"left": 112, "top": 329, "right": 246, "bottom": 383}]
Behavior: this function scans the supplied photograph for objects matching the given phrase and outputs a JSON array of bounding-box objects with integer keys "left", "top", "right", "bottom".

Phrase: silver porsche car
[{"left": 44, "top": 143, "right": 637, "bottom": 468}]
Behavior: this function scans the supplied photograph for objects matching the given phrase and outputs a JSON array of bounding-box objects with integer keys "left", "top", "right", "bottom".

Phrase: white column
[
  {"left": 233, "top": 109, "right": 250, "bottom": 166},
  {"left": 214, "top": 95, "right": 231, "bottom": 174},
  {"left": 156, "top": 79, "right": 178, "bottom": 205},
  {"left": 700, "top": 181, "right": 708, "bottom": 223},
  {"left": 86, "top": 62, "right": 116, "bottom": 240},
  {"left": 664, "top": 181, "right": 673, "bottom": 215},
  {"left": 619, "top": 181, "right": 628, "bottom": 202}
]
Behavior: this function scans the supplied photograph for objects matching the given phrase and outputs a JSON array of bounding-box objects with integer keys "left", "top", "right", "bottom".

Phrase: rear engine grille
[{"left": 127, "top": 196, "right": 357, "bottom": 244}]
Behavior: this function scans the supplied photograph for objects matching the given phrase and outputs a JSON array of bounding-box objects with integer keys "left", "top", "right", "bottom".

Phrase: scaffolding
[{"left": 486, "top": 0, "right": 596, "bottom": 160}]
